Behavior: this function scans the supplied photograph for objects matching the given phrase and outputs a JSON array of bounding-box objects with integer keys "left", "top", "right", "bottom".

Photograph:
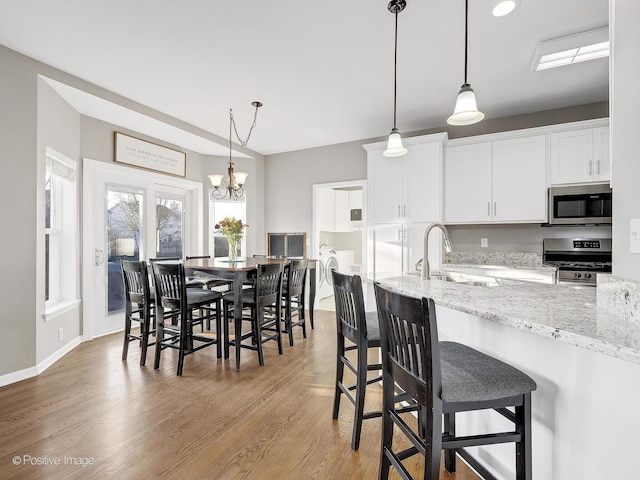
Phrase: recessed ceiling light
[
  {"left": 492, "top": 0, "right": 520, "bottom": 17},
  {"left": 533, "top": 27, "right": 609, "bottom": 71}
]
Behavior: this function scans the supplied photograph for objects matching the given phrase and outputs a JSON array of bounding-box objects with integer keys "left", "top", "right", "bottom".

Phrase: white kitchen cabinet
[
  {"left": 319, "top": 188, "right": 363, "bottom": 232},
  {"left": 549, "top": 126, "right": 610, "bottom": 185},
  {"left": 333, "top": 190, "right": 351, "bottom": 232},
  {"left": 318, "top": 187, "right": 335, "bottom": 231},
  {"left": 444, "top": 135, "right": 547, "bottom": 223},
  {"left": 365, "top": 134, "right": 446, "bottom": 224},
  {"left": 492, "top": 136, "right": 547, "bottom": 222},
  {"left": 443, "top": 143, "right": 492, "bottom": 223},
  {"left": 367, "top": 223, "right": 443, "bottom": 280}
]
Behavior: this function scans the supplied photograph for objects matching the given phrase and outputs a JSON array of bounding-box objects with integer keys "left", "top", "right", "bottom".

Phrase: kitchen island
[{"left": 368, "top": 274, "right": 640, "bottom": 480}]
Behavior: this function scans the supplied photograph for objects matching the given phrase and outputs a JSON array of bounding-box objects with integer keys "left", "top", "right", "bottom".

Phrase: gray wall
[
  {"left": 0, "top": 46, "right": 38, "bottom": 375},
  {"left": 36, "top": 78, "right": 81, "bottom": 363},
  {"left": 265, "top": 141, "right": 367, "bottom": 238},
  {"left": 611, "top": 0, "right": 640, "bottom": 281}
]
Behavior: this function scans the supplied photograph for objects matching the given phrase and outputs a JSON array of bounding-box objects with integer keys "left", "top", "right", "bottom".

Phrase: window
[
  {"left": 45, "top": 149, "right": 78, "bottom": 314},
  {"left": 209, "top": 191, "right": 247, "bottom": 257}
]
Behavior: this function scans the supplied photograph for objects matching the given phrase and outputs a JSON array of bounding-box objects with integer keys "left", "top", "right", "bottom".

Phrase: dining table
[{"left": 183, "top": 256, "right": 317, "bottom": 371}]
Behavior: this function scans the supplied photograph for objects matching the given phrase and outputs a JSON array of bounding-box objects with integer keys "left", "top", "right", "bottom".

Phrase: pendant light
[
  {"left": 447, "top": 0, "right": 484, "bottom": 126},
  {"left": 383, "top": 0, "right": 408, "bottom": 157}
]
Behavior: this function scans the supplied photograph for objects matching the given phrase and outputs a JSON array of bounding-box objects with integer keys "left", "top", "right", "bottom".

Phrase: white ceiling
[{"left": 0, "top": 0, "right": 609, "bottom": 156}]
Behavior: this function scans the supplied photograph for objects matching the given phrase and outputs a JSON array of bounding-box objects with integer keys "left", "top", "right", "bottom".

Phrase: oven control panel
[{"left": 573, "top": 240, "right": 601, "bottom": 249}]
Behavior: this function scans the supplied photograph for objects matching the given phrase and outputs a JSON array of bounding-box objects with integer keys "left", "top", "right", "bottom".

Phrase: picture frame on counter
[{"left": 114, "top": 132, "right": 186, "bottom": 177}]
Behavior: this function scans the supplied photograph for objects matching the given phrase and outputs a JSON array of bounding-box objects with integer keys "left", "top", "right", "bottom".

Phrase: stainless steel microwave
[{"left": 548, "top": 184, "right": 612, "bottom": 225}]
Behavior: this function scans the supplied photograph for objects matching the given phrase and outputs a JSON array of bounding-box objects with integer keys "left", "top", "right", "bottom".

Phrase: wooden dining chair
[
  {"left": 151, "top": 262, "right": 223, "bottom": 376},
  {"left": 281, "top": 259, "right": 308, "bottom": 346},
  {"left": 331, "top": 270, "right": 383, "bottom": 451},
  {"left": 223, "top": 262, "right": 284, "bottom": 371},
  {"left": 121, "top": 260, "right": 155, "bottom": 366},
  {"left": 373, "top": 283, "right": 537, "bottom": 480}
]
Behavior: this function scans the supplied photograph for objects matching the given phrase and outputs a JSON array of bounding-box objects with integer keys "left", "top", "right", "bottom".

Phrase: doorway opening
[{"left": 312, "top": 180, "right": 366, "bottom": 311}]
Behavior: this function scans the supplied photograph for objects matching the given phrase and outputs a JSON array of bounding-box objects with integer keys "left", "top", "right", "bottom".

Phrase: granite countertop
[{"left": 370, "top": 274, "right": 640, "bottom": 365}]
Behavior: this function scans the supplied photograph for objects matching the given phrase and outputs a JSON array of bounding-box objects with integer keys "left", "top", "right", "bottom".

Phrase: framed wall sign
[{"left": 114, "top": 132, "right": 186, "bottom": 177}]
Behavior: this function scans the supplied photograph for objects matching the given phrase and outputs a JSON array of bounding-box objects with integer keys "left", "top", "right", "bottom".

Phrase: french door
[{"left": 82, "top": 159, "right": 203, "bottom": 339}]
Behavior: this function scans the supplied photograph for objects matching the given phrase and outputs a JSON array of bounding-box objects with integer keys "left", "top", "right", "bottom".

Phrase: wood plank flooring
[{"left": 0, "top": 310, "right": 480, "bottom": 480}]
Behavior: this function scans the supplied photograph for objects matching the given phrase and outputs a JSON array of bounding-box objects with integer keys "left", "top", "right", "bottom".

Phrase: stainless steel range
[{"left": 543, "top": 238, "right": 612, "bottom": 286}]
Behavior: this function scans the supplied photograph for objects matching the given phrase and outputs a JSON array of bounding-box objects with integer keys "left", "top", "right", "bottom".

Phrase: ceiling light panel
[{"left": 533, "top": 27, "right": 609, "bottom": 71}]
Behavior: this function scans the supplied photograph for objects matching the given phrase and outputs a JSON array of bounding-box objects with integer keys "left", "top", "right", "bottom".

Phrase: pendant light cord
[
  {"left": 464, "top": 0, "right": 468, "bottom": 84},
  {"left": 392, "top": 9, "right": 399, "bottom": 129}
]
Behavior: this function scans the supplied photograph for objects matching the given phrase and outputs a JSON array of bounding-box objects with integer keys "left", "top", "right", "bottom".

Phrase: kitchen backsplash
[{"left": 444, "top": 251, "right": 543, "bottom": 267}]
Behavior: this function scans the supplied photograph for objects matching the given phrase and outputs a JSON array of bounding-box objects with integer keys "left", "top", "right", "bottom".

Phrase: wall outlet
[
  {"left": 58, "top": 328, "right": 64, "bottom": 341},
  {"left": 481, "top": 238, "right": 489, "bottom": 248}
]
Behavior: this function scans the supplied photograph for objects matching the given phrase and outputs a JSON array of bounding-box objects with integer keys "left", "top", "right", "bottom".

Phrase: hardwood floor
[{"left": 0, "top": 310, "right": 480, "bottom": 480}]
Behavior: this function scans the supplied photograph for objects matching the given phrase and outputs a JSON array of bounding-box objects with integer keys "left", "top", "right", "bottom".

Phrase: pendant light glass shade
[
  {"left": 383, "top": 128, "right": 408, "bottom": 157},
  {"left": 447, "top": 84, "right": 485, "bottom": 126}
]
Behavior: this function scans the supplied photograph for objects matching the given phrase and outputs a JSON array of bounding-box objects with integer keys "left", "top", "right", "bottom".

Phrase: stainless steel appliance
[
  {"left": 543, "top": 238, "right": 612, "bottom": 285},
  {"left": 547, "top": 184, "right": 612, "bottom": 225}
]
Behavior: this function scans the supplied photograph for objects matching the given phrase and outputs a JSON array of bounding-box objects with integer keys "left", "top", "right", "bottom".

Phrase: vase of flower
[
  {"left": 227, "top": 234, "right": 240, "bottom": 261},
  {"left": 215, "top": 216, "right": 248, "bottom": 262}
]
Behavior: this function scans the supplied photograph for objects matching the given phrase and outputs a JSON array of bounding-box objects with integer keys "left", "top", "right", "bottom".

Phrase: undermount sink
[{"left": 429, "top": 272, "right": 522, "bottom": 287}]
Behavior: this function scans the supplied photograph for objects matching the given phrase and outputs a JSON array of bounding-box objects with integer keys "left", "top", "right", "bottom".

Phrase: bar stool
[
  {"left": 331, "top": 271, "right": 383, "bottom": 451},
  {"left": 121, "top": 260, "right": 155, "bottom": 366},
  {"left": 374, "top": 282, "right": 537, "bottom": 480},
  {"left": 281, "top": 259, "right": 308, "bottom": 346}
]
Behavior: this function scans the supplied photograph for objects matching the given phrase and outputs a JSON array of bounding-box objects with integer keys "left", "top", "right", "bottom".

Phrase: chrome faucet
[{"left": 421, "top": 223, "right": 454, "bottom": 280}]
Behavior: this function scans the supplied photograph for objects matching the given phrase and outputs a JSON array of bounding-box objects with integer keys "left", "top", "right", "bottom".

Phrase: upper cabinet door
[
  {"left": 367, "top": 150, "right": 404, "bottom": 224},
  {"left": 492, "top": 135, "right": 547, "bottom": 222},
  {"left": 404, "top": 142, "right": 442, "bottom": 223},
  {"left": 593, "top": 126, "right": 610, "bottom": 183},
  {"left": 549, "top": 128, "right": 595, "bottom": 184},
  {"left": 444, "top": 143, "right": 492, "bottom": 223}
]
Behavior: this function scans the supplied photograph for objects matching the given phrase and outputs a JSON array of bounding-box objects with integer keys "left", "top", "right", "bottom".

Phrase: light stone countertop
[{"left": 369, "top": 274, "right": 640, "bottom": 365}]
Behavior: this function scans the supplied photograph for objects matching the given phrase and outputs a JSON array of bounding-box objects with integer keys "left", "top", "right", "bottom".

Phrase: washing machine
[
  {"left": 318, "top": 247, "right": 337, "bottom": 299},
  {"left": 318, "top": 247, "right": 355, "bottom": 299}
]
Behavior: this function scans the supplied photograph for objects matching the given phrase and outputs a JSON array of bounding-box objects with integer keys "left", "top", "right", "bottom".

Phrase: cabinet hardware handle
[
  {"left": 403, "top": 205, "right": 406, "bottom": 217},
  {"left": 487, "top": 202, "right": 491, "bottom": 216},
  {"left": 596, "top": 159, "right": 600, "bottom": 175},
  {"left": 494, "top": 202, "right": 497, "bottom": 216},
  {"left": 588, "top": 160, "right": 593, "bottom": 176},
  {"left": 398, "top": 205, "right": 401, "bottom": 217}
]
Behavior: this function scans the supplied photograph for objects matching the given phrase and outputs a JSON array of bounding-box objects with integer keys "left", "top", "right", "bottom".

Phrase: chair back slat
[
  {"left": 374, "top": 283, "right": 441, "bottom": 409},
  {"left": 151, "top": 262, "right": 186, "bottom": 311},
  {"left": 285, "top": 259, "right": 307, "bottom": 296},
  {"left": 121, "top": 260, "right": 151, "bottom": 306},
  {"left": 256, "top": 263, "right": 283, "bottom": 307},
  {"left": 331, "top": 271, "right": 368, "bottom": 344}
]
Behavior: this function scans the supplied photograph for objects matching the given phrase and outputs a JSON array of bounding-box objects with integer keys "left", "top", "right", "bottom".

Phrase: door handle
[
  {"left": 487, "top": 202, "right": 491, "bottom": 217},
  {"left": 95, "top": 249, "right": 105, "bottom": 266},
  {"left": 596, "top": 159, "right": 600, "bottom": 175},
  {"left": 588, "top": 160, "right": 593, "bottom": 176}
]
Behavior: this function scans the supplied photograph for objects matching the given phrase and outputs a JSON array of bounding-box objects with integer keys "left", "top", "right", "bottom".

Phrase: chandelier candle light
[
  {"left": 383, "top": 0, "right": 408, "bottom": 157},
  {"left": 209, "top": 101, "right": 263, "bottom": 201},
  {"left": 215, "top": 216, "right": 248, "bottom": 261}
]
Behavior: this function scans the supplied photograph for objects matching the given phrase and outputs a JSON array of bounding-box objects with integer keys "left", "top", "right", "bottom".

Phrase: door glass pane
[
  {"left": 107, "top": 187, "right": 144, "bottom": 314},
  {"left": 155, "top": 193, "right": 184, "bottom": 259}
]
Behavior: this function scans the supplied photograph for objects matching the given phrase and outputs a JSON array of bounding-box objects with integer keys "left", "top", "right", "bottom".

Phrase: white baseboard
[
  {"left": 0, "top": 336, "right": 83, "bottom": 388},
  {"left": 0, "top": 366, "right": 38, "bottom": 388}
]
